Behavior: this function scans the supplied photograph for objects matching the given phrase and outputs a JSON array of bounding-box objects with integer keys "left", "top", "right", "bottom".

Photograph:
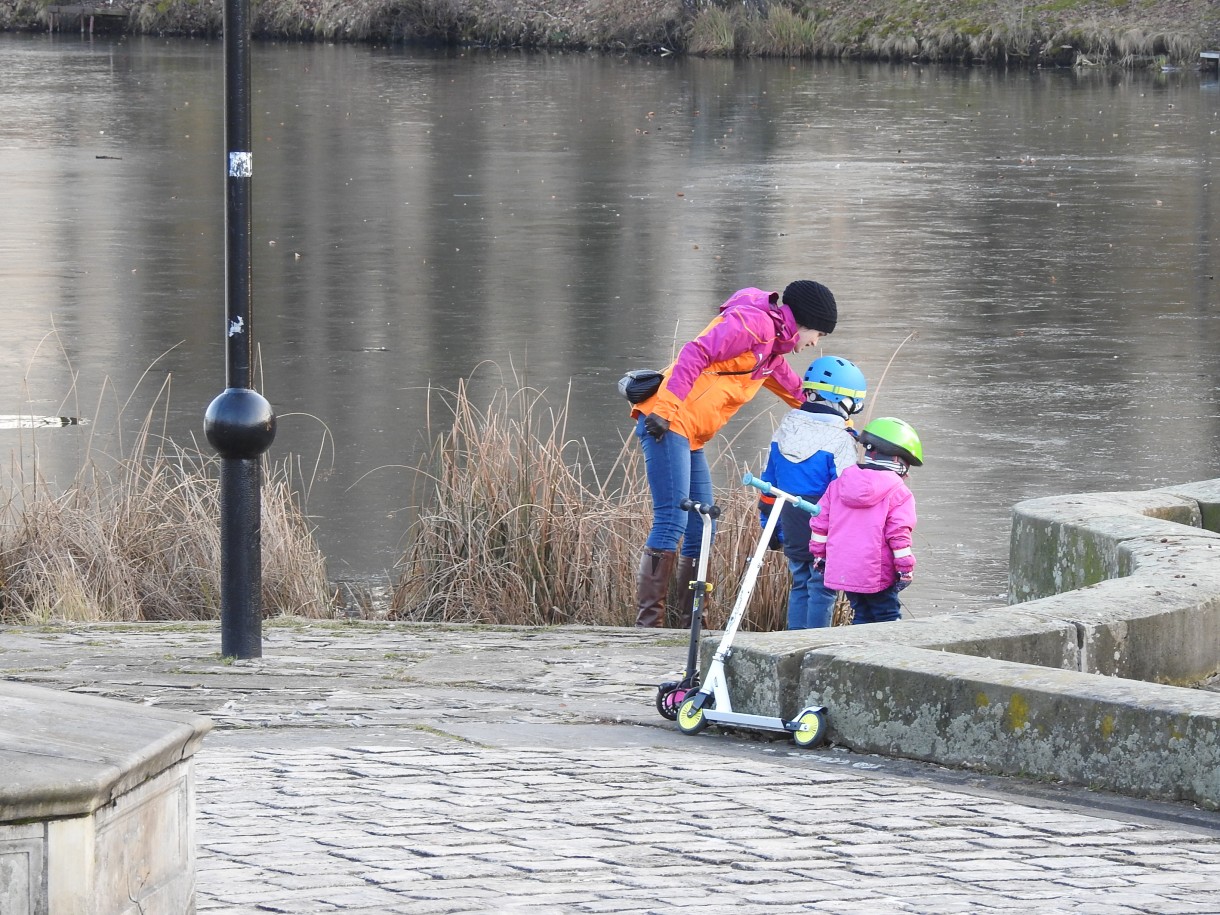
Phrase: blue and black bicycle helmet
[{"left": 802, "top": 356, "right": 867, "bottom": 415}]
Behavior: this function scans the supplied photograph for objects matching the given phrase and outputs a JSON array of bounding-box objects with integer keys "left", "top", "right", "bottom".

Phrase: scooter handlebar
[
  {"left": 679, "top": 497, "right": 721, "bottom": 518},
  {"left": 741, "top": 472, "right": 820, "bottom": 515}
]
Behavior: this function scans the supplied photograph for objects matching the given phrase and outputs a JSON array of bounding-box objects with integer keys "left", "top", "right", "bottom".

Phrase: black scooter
[{"left": 655, "top": 497, "right": 719, "bottom": 720}]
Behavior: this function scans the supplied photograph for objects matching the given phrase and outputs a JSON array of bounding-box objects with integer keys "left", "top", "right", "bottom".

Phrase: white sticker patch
[
  {"left": 228, "top": 152, "right": 253, "bottom": 178},
  {"left": 228, "top": 316, "right": 245, "bottom": 337}
]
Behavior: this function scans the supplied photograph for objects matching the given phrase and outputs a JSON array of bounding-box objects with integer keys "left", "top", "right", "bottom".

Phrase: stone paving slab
[
  {"left": 194, "top": 742, "right": 1220, "bottom": 915},
  {"left": 5, "top": 620, "right": 1220, "bottom": 913}
]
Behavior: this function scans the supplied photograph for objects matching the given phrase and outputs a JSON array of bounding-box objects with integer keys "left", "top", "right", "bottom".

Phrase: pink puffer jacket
[
  {"left": 809, "top": 464, "right": 916, "bottom": 594},
  {"left": 630, "top": 288, "right": 804, "bottom": 450}
]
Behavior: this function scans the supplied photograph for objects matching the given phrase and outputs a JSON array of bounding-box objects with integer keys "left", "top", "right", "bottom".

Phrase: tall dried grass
[
  {"left": 758, "top": 6, "right": 818, "bottom": 58},
  {"left": 130, "top": 0, "right": 220, "bottom": 35},
  {"left": 391, "top": 375, "right": 799, "bottom": 629},
  {"left": 688, "top": 5, "right": 739, "bottom": 55},
  {"left": 0, "top": 377, "right": 331, "bottom": 624}
]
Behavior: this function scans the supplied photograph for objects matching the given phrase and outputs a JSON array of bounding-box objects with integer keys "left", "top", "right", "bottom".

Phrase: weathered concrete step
[{"left": 705, "top": 478, "right": 1220, "bottom": 808}]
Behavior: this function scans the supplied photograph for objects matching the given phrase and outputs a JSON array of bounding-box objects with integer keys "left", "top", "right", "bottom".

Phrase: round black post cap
[{"left": 205, "top": 387, "right": 277, "bottom": 459}]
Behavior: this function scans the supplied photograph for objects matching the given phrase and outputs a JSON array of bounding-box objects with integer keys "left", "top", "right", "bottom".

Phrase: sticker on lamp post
[{"left": 228, "top": 151, "right": 253, "bottom": 177}]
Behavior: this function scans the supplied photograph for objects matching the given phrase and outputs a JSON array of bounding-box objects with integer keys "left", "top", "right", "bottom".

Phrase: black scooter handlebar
[{"left": 679, "top": 498, "right": 721, "bottom": 519}]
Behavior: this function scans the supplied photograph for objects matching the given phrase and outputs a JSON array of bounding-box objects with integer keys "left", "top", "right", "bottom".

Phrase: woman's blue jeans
[{"left": 636, "top": 415, "right": 713, "bottom": 559}]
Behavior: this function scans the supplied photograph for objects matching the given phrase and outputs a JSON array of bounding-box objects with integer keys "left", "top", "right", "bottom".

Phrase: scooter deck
[{"left": 700, "top": 710, "right": 792, "bottom": 733}]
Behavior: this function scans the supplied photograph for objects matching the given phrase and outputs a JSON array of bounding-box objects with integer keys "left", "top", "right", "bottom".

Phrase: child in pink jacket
[{"left": 809, "top": 418, "right": 923, "bottom": 624}]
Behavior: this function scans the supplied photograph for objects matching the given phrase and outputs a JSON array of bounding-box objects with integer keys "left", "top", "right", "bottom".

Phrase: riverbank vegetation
[
  {"left": 0, "top": 381, "right": 332, "bottom": 624},
  {"left": 390, "top": 376, "right": 793, "bottom": 630},
  {"left": 0, "top": 367, "right": 791, "bottom": 629},
  {"left": 3, "top": 0, "right": 1216, "bottom": 67}
]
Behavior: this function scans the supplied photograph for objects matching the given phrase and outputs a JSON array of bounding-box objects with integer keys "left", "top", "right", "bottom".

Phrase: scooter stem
[
  {"left": 678, "top": 497, "right": 718, "bottom": 677},
  {"left": 710, "top": 505, "right": 783, "bottom": 656},
  {"left": 710, "top": 473, "right": 822, "bottom": 656}
]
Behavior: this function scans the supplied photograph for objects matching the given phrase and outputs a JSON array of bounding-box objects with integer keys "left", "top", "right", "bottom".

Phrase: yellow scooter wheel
[
  {"left": 791, "top": 708, "right": 828, "bottom": 748},
  {"left": 676, "top": 695, "right": 710, "bottom": 735}
]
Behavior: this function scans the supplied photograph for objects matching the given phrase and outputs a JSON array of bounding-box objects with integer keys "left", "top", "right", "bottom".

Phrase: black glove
[
  {"left": 643, "top": 413, "right": 670, "bottom": 442},
  {"left": 766, "top": 526, "right": 783, "bottom": 551},
  {"left": 896, "top": 571, "right": 913, "bottom": 591}
]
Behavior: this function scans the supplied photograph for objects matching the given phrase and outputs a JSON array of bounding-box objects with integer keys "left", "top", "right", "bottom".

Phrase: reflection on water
[
  {"left": 0, "top": 415, "right": 86, "bottom": 429},
  {"left": 1, "top": 33, "right": 1217, "bottom": 616}
]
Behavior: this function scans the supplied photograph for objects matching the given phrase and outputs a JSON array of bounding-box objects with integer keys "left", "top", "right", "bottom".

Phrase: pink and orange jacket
[
  {"left": 809, "top": 464, "right": 917, "bottom": 594},
  {"left": 630, "top": 288, "right": 805, "bottom": 450}
]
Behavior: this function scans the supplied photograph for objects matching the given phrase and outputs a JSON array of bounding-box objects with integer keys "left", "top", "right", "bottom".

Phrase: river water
[{"left": 1, "top": 33, "right": 1218, "bottom": 616}]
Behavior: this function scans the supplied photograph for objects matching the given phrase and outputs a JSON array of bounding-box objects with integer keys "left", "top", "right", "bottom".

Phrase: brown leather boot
[
  {"left": 634, "top": 548, "right": 676, "bottom": 628},
  {"left": 673, "top": 555, "right": 697, "bottom": 629}
]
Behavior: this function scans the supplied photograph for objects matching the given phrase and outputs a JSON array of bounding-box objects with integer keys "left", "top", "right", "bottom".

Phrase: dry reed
[
  {"left": 759, "top": 6, "right": 817, "bottom": 58},
  {"left": 688, "top": 6, "right": 739, "bottom": 55},
  {"left": 0, "top": 380, "right": 331, "bottom": 624},
  {"left": 391, "top": 374, "right": 807, "bottom": 631}
]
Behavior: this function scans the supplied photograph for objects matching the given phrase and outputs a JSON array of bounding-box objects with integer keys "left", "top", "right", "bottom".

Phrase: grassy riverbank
[{"left": 3, "top": 0, "right": 1217, "bottom": 66}]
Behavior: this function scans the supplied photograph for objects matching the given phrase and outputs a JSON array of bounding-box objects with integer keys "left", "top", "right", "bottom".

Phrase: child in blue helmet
[{"left": 758, "top": 355, "right": 866, "bottom": 629}]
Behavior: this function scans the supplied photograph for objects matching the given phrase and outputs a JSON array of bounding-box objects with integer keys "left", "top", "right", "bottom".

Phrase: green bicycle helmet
[{"left": 858, "top": 417, "right": 923, "bottom": 467}]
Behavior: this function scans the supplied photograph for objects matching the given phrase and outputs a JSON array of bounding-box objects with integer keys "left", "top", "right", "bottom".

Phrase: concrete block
[
  {"left": 801, "top": 643, "right": 1220, "bottom": 809},
  {"left": 0, "top": 825, "right": 46, "bottom": 915},
  {"left": 689, "top": 477, "right": 1220, "bottom": 807},
  {"left": 0, "top": 682, "right": 210, "bottom": 821},
  {"left": 1005, "top": 572, "right": 1220, "bottom": 683},
  {"left": 0, "top": 683, "right": 211, "bottom": 915},
  {"left": 1009, "top": 490, "right": 1204, "bottom": 603},
  {"left": 1161, "top": 479, "right": 1220, "bottom": 532},
  {"left": 712, "top": 610, "right": 1079, "bottom": 720}
]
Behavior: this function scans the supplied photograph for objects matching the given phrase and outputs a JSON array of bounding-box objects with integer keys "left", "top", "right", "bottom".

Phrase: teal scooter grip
[{"left": 741, "top": 471, "right": 820, "bottom": 516}]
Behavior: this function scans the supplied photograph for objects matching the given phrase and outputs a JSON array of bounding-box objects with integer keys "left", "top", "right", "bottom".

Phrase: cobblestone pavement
[{"left": 5, "top": 620, "right": 1220, "bottom": 914}]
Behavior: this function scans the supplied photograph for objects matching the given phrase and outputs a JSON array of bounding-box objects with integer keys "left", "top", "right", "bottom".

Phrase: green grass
[
  {"left": 761, "top": 7, "right": 818, "bottom": 57},
  {"left": 688, "top": 6, "right": 739, "bottom": 55}
]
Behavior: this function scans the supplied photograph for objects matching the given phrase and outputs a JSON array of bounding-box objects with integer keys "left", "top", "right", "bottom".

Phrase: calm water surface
[{"left": 2, "top": 33, "right": 1218, "bottom": 615}]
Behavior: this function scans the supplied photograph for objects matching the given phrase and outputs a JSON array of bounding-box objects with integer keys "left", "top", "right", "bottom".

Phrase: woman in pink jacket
[
  {"left": 809, "top": 417, "right": 923, "bottom": 624},
  {"left": 630, "top": 281, "right": 839, "bottom": 628}
]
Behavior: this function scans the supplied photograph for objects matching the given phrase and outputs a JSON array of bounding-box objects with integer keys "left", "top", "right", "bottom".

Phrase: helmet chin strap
[{"left": 827, "top": 397, "right": 854, "bottom": 419}]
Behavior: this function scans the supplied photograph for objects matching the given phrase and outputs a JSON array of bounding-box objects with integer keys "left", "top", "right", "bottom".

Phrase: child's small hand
[
  {"left": 896, "top": 571, "right": 913, "bottom": 591},
  {"left": 812, "top": 557, "right": 826, "bottom": 574}
]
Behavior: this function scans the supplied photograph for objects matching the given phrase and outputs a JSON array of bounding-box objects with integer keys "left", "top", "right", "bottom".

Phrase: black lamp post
[{"left": 204, "top": 0, "right": 276, "bottom": 659}]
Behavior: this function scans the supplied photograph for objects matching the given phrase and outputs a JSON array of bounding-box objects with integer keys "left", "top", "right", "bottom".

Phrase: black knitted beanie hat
[{"left": 782, "top": 280, "right": 838, "bottom": 334}]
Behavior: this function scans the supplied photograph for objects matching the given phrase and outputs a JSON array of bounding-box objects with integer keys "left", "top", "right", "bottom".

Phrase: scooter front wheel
[
  {"left": 791, "top": 708, "right": 828, "bottom": 748},
  {"left": 676, "top": 695, "right": 711, "bottom": 735}
]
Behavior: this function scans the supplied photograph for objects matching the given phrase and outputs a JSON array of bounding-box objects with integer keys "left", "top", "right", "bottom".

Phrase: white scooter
[{"left": 675, "top": 472, "right": 828, "bottom": 748}]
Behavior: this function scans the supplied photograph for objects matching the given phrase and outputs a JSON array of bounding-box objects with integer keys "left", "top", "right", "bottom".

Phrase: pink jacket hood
[
  {"left": 716, "top": 288, "right": 801, "bottom": 354},
  {"left": 834, "top": 463, "right": 907, "bottom": 510},
  {"left": 809, "top": 464, "right": 917, "bottom": 594}
]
